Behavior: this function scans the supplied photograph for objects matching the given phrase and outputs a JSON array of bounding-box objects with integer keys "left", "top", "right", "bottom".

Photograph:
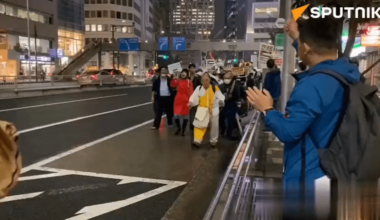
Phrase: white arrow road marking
[
  {"left": 0, "top": 192, "right": 44, "bottom": 203},
  {"left": 19, "top": 172, "right": 70, "bottom": 181},
  {"left": 66, "top": 182, "right": 186, "bottom": 220},
  {"left": 34, "top": 167, "right": 186, "bottom": 186}
]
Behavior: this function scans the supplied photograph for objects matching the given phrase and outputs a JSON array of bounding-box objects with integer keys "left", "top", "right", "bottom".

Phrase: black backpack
[{"left": 309, "top": 70, "right": 380, "bottom": 182}]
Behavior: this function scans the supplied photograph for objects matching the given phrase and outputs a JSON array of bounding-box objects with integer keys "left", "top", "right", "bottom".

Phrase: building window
[
  {"left": 110, "top": 10, "right": 115, "bottom": 18},
  {"left": 103, "top": 10, "right": 108, "bottom": 17},
  {"left": 116, "top": 11, "right": 121, "bottom": 19},
  {"left": 91, "top": 10, "right": 96, "bottom": 17},
  {"left": 122, "top": 0, "right": 127, "bottom": 6},
  {"left": 103, "top": 0, "right": 108, "bottom": 3},
  {"left": 5, "top": 5, "right": 14, "bottom": 16},
  {"left": 85, "top": 0, "right": 90, "bottom": 4},
  {"left": 91, "top": 24, "right": 96, "bottom": 31},
  {"left": 97, "top": 0, "right": 102, "bottom": 3},
  {"left": 91, "top": 0, "right": 96, "bottom": 3},
  {"left": 103, "top": 38, "right": 109, "bottom": 43},
  {"left": 97, "top": 10, "right": 102, "bottom": 17},
  {"left": 117, "top": 0, "right": 121, "bottom": 5},
  {"left": 85, "top": 38, "right": 91, "bottom": 44},
  {"left": 0, "top": 4, "right": 4, "bottom": 14},
  {"left": 128, "top": 0, "right": 132, "bottom": 7},
  {"left": 128, "top": 13, "right": 133, "bottom": 20},
  {"left": 122, "top": 12, "right": 127, "bottom": 20},
  {"left": 128, "top": 27, "right": 133, "bottom": 34},
  {"left": 85, "top": 25, "right": 90, "bottom": 31},
  {"left": 85, "top": 10, "right": 90, "bottom": 18},
  {"left": 110, "top": 0, "right": 115, "bottom": 3},
  {"left": 254, "top": 7, "right": 278, "bottom": 14}
]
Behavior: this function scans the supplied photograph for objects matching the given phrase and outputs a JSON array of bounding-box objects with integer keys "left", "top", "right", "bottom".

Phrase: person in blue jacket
[
  {"left": 247, "top": 17, "right": 361, "bottom": 219},
  {"left": 263, "top": 59, "right": 281, "bottom": 110}
]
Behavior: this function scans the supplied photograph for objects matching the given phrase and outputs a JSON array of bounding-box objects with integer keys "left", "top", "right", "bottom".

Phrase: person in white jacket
[{"left": 189, "top": 73, "right": 225, "bottom": 147}]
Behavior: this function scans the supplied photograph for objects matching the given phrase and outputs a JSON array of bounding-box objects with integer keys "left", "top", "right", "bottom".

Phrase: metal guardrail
[
  {"left": 204, "top": 110, "right": 261, "bottom": 220},
  {"left": 0, "top": 75, "right": 150, "bottom": 91}
]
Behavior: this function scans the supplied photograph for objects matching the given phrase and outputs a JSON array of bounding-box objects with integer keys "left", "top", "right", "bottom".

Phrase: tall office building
[
  {"left": 84, "top": 0, "right": 158, "bottom": 74},
  {"left": 0, "top": 0, "right": 58, "bottom": 76},
  {"left": 169, "top": 0, "right": 215, "bottom": 39},
  {"left": 224, "top": 0, "right": 279, "bottom": 42},
  {"left": 57, "top": 0, "right": 85, "bottom": 64}
]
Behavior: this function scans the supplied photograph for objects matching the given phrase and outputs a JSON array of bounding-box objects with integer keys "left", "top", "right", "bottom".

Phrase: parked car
[
  {"left": 101, "top": 69, "right": 126, "bottom": 84},
  {"left": 77, "top": 70, "right": 117, "bottom": 86}
]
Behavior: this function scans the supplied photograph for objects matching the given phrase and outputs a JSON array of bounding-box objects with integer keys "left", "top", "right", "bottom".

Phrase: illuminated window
[
  {"left": 91, "top": 24, "right": 96, "bottom": 31},
  {"left": 97, "top": 24, "right": 103, "bottom": 31},
  {"left": 254, "top": 7, "right": 278, "bottom": 14},
  {"left": 85, "top": 25, "right": 90, "bottom": 31}
]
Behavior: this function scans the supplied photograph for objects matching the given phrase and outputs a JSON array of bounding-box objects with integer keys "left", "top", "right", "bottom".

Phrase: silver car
[{"left": 77, "top": 70, "right": 117, "bottom": 86}]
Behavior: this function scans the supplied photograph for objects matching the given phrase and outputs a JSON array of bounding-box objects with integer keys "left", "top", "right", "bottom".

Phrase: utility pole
[
  {"left": 26, "top": 0, "right": 31, "bottom": 78},
  {"left": 34, "top": 24, "right": 38, "bottom": 82},
  {"left": 111, "top": 23, "right": 135, "bottom": 69},
  {"left": 279, "top": 0, "right": 295, "bottom": 113}
]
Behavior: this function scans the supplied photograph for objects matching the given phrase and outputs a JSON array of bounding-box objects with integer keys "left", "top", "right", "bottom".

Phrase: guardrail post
[{"left": 14, "top": 76, "right": 18, "bottom": 92}]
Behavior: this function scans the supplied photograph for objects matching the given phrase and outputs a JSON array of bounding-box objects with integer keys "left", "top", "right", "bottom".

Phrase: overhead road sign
[
  {"left": 173, "top": 37, "right": 186, "bottom": 51},
  {"left": 119, "top": 38, "right": 140, "bottom": 51},
  {"left": 158, "top": 37, "right": 168, "bottom": 51}
]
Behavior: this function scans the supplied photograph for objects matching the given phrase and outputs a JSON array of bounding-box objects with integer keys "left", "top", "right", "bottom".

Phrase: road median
[{"left": 0, "top": 83, "right": 151, "bottom": 100}]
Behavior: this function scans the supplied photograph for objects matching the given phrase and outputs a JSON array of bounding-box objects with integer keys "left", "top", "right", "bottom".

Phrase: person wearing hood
[
  {"left": 263, "top": 59, "right": 281, "bottom": 110},
  {"left": 171, "top": 69, "right": 194, "bottom": 136},
  {"left": 219, "top": 70, "right": 245, "bottom": 140},
  {"left": 151, "top": 67, "right": 175, "bottom": 130},
  {"left": 247, "top": 17, "right": 361, "bottom": 219}
]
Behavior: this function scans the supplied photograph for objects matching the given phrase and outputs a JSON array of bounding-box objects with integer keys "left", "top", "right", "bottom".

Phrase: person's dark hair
[
  {"left": 181, "top": 68, "right": 189, "bottom": 78},
  {"left": 266, "top": 59, "right": 275, "bottom": 69},
  {"left": 297, "top": 17, "right": 339, "bottom": 53},
  {"left": 188, "top": 63, "right": 196, "bottom": 69},
  {"left": 298, "top": 61, "right": 307, "bottom": 71},
  {"left": 157, "top": 66, "right": 168, "bottom": 73}
]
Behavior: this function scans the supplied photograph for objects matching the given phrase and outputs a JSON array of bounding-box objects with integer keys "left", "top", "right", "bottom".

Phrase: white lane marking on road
[
  {"left": 0, "top": 93, "right": 129, "bottom": 113},
  {"left": 17, "top": 102, "right": 152, "bottom": 134},
  {"left": 33, "top": 167, "right": 185, "bottom": 186},
  {"left": 21, "top": 118, "right": 156, "bottom": 173},
  {"left": 66, "top": 182, "right": 186, "bottom": 220},
  {"left": 18, "top": 172, "right": 70, "bottom": 181},
  {"left": 0, "top": 192, "right": 44, "bottom": 203}
]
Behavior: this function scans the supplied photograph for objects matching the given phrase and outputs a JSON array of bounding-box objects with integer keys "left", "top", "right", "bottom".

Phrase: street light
[
  {"left": 111, "top": 23, "right": 135, "bottom": 69},
  {"left": 161, "top": 30, "right": 164, "bottom": 34}
]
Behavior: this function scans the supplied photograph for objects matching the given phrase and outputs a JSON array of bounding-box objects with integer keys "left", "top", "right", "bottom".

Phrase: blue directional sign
[
  {"left": 158, "top": 37, "right": 169, "bottom": 51},
  {"left": 119, "top": 38, "right": 140, "bottom": 51},
  {"left": 173, "top": 37, "right": 186, "bottom": 51},
  {"left": 49, "top": 49, "right": 57, "bottom": 58},
  {"left": 57, "top": 49, "right": 64, "bottom": 58}
]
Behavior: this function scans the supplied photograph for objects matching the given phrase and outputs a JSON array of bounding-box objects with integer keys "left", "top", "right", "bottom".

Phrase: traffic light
[{"left": 163, "top": 55, "right": 169, "bottom": 60}]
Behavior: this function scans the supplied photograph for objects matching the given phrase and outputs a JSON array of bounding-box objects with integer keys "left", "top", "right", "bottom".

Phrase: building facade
[
  {"left": 84, "top": 0, "right": 157, "bottom": 74},
  {"left": 168, "top": 0, "right": 215, "bottom": 39},
  {"left": 57, "top": 0, "right": 85, "bottom": 64},
  {"left": 0, "top": 0, "right": 58, "bottom": 76}
]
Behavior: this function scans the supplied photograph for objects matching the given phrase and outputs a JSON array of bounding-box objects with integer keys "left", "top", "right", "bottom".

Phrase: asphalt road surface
[{"left": 0, "top": 87, "right": 241, "bottom": 220}]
